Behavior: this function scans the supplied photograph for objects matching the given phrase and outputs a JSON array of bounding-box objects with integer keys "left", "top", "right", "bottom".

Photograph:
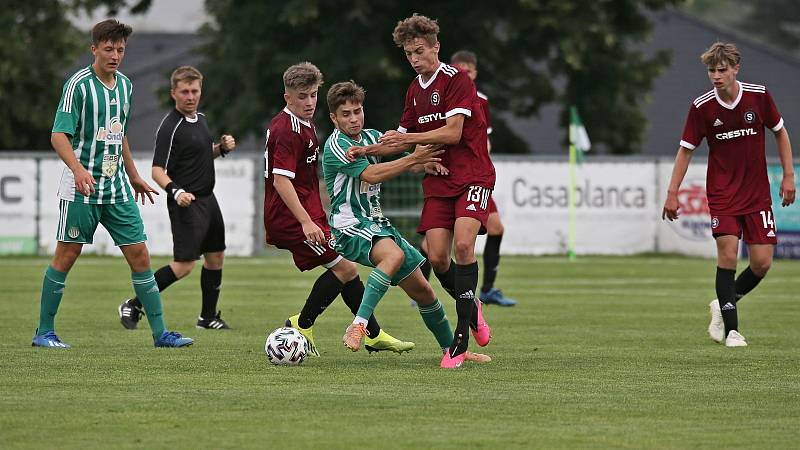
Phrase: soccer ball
[{"left": 265, "top": 327, "right": 308, "bottom": 365}]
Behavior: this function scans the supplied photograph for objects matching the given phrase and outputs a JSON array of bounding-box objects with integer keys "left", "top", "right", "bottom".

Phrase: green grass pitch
[{"left": 1, "top": 255, "right": 798, "bottom": 449}]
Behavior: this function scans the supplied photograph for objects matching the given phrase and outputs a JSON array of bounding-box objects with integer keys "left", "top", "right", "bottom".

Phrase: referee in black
[{"left": 119, "top": 66, "right": 236, "bottom": 330}]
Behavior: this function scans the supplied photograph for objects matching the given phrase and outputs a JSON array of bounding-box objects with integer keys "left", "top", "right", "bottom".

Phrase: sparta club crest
[{"left": 430, "top": 90, "right": 441, "bottom": 106}]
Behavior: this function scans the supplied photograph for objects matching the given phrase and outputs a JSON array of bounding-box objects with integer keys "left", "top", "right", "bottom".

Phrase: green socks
[
  {"left": 356, "top": 269, "right": 391, "bottom": 321},
  {"left": 418, "top": 299, "right": 454, "bottom": 348},
  {"left": 132, "top": 270, "right": 167, "bottom": 339},
  {"left": 37, "top": 266, "right": 67, "bottom": 335}
]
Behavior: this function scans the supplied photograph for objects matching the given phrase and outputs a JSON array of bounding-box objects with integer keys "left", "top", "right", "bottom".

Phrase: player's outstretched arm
[
  {"left": 122, "top": 136, "right": 159, "bottom": 205},
  {"left": 51, "top": 132, "right": 96, "bottom": 197},
  {"left": 347, "top": 142, "right": 409, "bottom": 161},
  {"left": 359, "top": 145, "right": 443, "bottom": 184},
  {"left": 380, "top": 114, "right": 465, "bottom": 148},
  {"left": 662, "top": 146, "right": 694, "bottom": 221},
  {"left": 774, "top": 127, "right": 796, "bottom": 207}
]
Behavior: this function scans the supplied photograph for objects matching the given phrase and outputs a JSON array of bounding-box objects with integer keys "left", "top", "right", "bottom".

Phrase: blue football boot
[
  {"left": 31, "top": 330, "right": 71, "bottom": 349},
  {"left": 479, "top": 288, "right": 517, "bottom": 306},
  {"left": 154, "top": 331, "right": 194, "bottom": 348}
]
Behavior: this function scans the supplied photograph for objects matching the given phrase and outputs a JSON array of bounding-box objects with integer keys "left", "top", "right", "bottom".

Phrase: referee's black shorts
[{"left": 168, "top": 193, "right": 226, "bottom": 262}]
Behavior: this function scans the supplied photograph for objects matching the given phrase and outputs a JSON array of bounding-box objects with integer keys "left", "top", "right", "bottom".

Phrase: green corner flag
[
  {"left": 569, "top": 106, "right": 591, "bottom": 163},
  {"left": 568, "top": 107, "right": 590, "bottom": 261}
]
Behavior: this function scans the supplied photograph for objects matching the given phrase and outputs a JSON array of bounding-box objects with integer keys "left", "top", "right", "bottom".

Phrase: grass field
[{"left": 1, "top": 254, "right": 799, "bottom": 449}]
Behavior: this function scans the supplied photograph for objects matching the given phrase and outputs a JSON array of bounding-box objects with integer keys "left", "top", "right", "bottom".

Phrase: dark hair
[
  {"left": 327, "top": 80, "right": 366, "bottom": 113},
  {"left": 392, "top": 14, "right": 439, "bottom": 47},
  {"left": 91, "top": 19, "right": 132, "bottom": 45},
  {"left": 451, "top": 50, "right": 477, "bottom": 67}
]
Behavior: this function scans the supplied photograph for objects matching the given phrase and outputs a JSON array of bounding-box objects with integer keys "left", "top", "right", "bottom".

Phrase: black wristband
[{"left": 166, "top": 181, "right": 184, "bottom": 200}]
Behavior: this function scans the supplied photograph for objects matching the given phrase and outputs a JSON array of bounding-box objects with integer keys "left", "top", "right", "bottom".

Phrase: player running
[
  {"left": 662, "top": 42, "right": 795, "bottom": 347},
  {"left": 380, "top": 15, "right": 495, "bottom": 368},
  {"left": 264, "top": 62, "right": 413, "bottom": 356},
  {"left": 419, "top": 50, "right": 517, "bottom": 307},
  {"left": 322, "top": 80, "right": 491, "bottom": 365}
]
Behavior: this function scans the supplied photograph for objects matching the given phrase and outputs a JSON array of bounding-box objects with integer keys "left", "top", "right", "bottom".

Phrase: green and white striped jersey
[
  {"left": 323, "top": 128, "right": 392, "bottom": 230},
  {"left": 52, "top": 65, "right": 134, "bottom": 204}
]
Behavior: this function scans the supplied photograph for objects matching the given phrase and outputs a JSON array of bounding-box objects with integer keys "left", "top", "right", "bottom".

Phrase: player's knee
[
  {"left": 125, "top": 245, "right": 151, "bottom": 270},
  {"left": 427, "top": 253, "right": 449, "bottom": 272},
  {"left": 415, "top": 283, "right": 437, "bottom": 305},
  {"left": 172, "top": 261, "right": 195, "bottom": 279},
  {"left": 453, "top": 239, "right": 475, "bottom": 262},
  {"left": 490, "top": 222, "right": 505, "bottom": 235},
  {"left": 751, "top": 259, "right": 772, "bottom": 277},
  {"left": 388, "top": 250, "right": 405, "bottom": 272},
  {"left": 333, "top": 258, "right": 358, "bottom": 282}
]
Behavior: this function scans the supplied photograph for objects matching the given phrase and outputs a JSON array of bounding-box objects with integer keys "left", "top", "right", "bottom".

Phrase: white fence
[{"left": 2, "top": 154, "right": 797, "bottom": 257}]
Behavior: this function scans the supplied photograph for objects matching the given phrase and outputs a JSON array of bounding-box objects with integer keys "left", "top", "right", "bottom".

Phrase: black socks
[
  {"left": 716, "top": 267, "right": 738, "bottom": 335},
  {"left": 298, "top": 270, "right": 343, "bottom": 329},
  {"left": 481, "top": 234, "right": 502, "bottom": 292},
  {"left": 448, "top": 262, "right": 479, "bottom": 358},
  {"left": 200, "top": 267, "right": 222, "bottom": 319}
]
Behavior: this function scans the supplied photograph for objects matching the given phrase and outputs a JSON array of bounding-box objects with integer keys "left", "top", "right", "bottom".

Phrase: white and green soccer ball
[{"left": 265, "top": 327, "right": 308, "bottom": 365}]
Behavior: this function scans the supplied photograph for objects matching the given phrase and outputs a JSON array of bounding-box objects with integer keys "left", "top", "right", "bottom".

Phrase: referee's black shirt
[{"left": 152, "top": 109, "right": 215, "bottom": 196}]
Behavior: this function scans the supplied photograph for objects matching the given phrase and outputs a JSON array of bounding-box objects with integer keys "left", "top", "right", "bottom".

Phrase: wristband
[{"left": 166, "top": 182, "right": 184, "bottom": 201}]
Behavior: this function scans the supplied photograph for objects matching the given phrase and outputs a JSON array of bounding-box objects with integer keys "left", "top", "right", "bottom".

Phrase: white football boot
[
  {"left": 708, "top": 299, "right": 724, "bottom": 343},
  {"left": 725, "top": 330, "right": 748, "bottom": 347}
]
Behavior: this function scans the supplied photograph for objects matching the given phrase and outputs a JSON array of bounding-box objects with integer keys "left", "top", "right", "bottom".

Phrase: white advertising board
[
  {"left": 0, "top": 159, "right": 38, "bottom": 254},
  {"left": 477, "top": 161, "right": 657, "bottom": 255},
  {"left": 38, "top": 158, "right": 255, "bottom": 256},
  {"left": 656, "top": 162, "right": 719, "bottom": 258}
]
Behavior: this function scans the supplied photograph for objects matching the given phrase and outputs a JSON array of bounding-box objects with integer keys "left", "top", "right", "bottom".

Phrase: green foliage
[
  {"left": 200, "top": 0, "right": 678, "bottom": 154},
  {"left": 0, "top": 1, "right": 83, "bottom": 149}
]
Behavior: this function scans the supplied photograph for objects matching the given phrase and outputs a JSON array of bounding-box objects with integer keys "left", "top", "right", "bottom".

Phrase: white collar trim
[
  {"left": 715, "top": 81, "right": 743, "bottom": 110},
  {"left": 283, "top": 107, "right": 312, "bottom": 128},
  {"left": 417, "top": 63, "right": 445, "bottom": 90}
]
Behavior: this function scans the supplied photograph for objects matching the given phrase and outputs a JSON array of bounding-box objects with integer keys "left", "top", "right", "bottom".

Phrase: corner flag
[{"left": 568, "top": 106, "right": 590, "bottom": 261}]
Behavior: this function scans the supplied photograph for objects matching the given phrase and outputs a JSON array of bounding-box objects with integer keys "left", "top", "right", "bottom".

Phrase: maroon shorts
[
  {"left": 711, "top": 207, "right": 777, "bottom": 245},
  {"left": 488, "top": 196, "right": 498, "bottom": 214},
  {"left": 268, "top": 219, "right": 342, "bottom": 271},
  {"left": 417, "top": 186, "right": 492, "bottom": 235}
]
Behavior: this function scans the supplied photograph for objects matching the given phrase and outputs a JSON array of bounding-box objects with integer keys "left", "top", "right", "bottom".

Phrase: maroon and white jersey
[
  {"left": 263, "top": 107, "right": 325, "bottom": 244},
  {"left": 680, "top": 81, "right": 783, "bottom": 215},
  {"left": 398, "top": 63, "right": 495, "bottom": 198},
  {"left": 477, "top": 91, "right": 492, "bottom": 135}
]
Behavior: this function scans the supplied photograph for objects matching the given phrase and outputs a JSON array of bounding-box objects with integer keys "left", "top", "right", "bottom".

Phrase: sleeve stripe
[
  {"left": 151, "top": 112, "right": 172, "bottom": 167},
  {"left": 63, "top": 69, "right": 91, "bottom": 113},
  {"left": 445, "top": 108, "right": 472, "bottom": 118},
  {"left": 679, "top": 140, "right": 696, "bottom": 150},
  {"left": 164, "top": 118, "right": 183, "bottom": 171},
  {"left": 329, "top": 136, "right": 352, "bottom": 164},
  {"left": 273, "top": 168, "right": 295, "bottom": 179},
  {"left": 771, "top": 117, "right": 784, "bottom": 132}
]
